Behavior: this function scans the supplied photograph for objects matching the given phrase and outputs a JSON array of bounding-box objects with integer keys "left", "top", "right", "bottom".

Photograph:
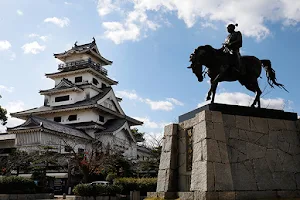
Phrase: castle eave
[
  {"left": 39, "top": 87, "right": 83, "bottom": 95},
  {"left": 45, "top": 68, "right": 118, "bottom": 85},
  {"left": 11, "top": 105, "right": 95, "bottom": 119},
  {"left": 7, "top": 127, "right": 42, "bottom": 134}
]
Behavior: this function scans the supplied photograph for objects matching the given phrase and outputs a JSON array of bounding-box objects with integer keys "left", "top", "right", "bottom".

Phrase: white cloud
[
  {"left": 44, "top": 17, "right": 70, "bottom": 28},
  {"left": 0, "top": 101, "right": 25, "bottom": 133},
  {"left": 116, "top": 90, "right": 184, "bottom": 111},
  {"left": 39, "top": 36, "right": 49, "bottom": 41},
  {"left": 29, "top": 33, "right": 50, "bottom": 41},
  {"left": 103, "top": 22, "right": 140, "bottom": 44},
  {"left": 22, "top": 41, "right": 46, "bottom": 54},
  {"left": 166, "top": 98, "right": 184, "bottom": 106},
  {"left": 145, "top": 99, "right": 173, "bottom": 111},
  {"left": 0, "top": 85, "right": 14, "bottom": 93},
  {"left": 97, "top": 0, "right": 118, "bottom": 16},
  {"left": 134, "top": 117, "right": 170, "bottom": 129},
  {"left": 115, "top": 90, "right": 142, "bottom": 101},
  {"left": 102, "top": 9, "right": 159, "bottom": 44},
  {"left": 17, "top": 10, "right": 23, "bottom": 16},
  {"left": 5, "top": 101, "right": 25, "bottom": 113},
  {"left": 99, "top": 0, "right": 300, "bottom": 42},
  {"left": 198, "top": 92, "right": 290, "bottom": 110},
  {"left": 0, "top": 40, "right": 11, "bottom": 51},
  {"left": 64, "top": 2, "right": 72, "bottom": 5}
]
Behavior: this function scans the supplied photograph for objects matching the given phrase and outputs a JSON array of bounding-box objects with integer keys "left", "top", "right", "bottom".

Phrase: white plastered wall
[
  {"left": 52, "top": 72, "right": 107, "bottom": 88},
  {"left": 40, "top": 109, "right": 115, "bottom": 126}
]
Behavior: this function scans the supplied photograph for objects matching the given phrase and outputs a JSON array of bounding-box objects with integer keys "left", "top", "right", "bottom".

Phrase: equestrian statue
[{"left": 188, "top": 23, "right": 287, "bottom": 108}]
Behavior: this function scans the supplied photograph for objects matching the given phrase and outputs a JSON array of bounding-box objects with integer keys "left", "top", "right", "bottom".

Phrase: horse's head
[{"left": 187, "top": 45, "right": 212, "bottom": 82}]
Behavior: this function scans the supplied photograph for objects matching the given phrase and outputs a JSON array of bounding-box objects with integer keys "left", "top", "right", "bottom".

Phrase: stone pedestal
[{"left": 148, "top": 103, "right": 300, "bottom": 200}]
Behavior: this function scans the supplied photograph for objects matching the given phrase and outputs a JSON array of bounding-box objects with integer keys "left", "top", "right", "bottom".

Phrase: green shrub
[
  {"left": 73, "top": 184, "right": 123, "bottom": 196},
  {"left": 106, "top": 185, "right": 123, "bottom": 195},
  {"left": 114, "top": 178, "right": 157, "bottom": 195},
  {"left": 0, "top": 176, "right": 36, "bottom": 194},
  {"left": 106, "top": 173, "right": 117, "bottom": 183},
  {"left": 73, "top": 184, "right": 95, "bottom": 196}
]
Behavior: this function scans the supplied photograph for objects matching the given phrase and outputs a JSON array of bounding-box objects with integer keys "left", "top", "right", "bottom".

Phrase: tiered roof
[
  {"left": 11, "top": 86, "right": 142, "bottom": 126},
  {"left": 54, "top": 38, "right": 112, "bottom": 65},
  {"left": 39, "top": 78, "right": 83, "bottom": 95},
  {"left": 7, "top": 116, "right": 92, "bottom": 140},
  {"left": 45, "top": 61, "right": 118, "bottom": 85}
]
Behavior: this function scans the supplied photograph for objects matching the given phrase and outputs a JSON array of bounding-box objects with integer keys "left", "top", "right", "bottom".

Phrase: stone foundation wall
[
  {"left": 156, "top": 124, "right": 178, "bottom": 193},
  {"left": 153, "top": 109, "right": 300, "bottom": 199}
]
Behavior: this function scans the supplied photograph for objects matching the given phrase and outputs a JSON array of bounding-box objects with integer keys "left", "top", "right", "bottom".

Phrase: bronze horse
[{"left": 188, "top": 45, "right": 287, "bottom": 108}]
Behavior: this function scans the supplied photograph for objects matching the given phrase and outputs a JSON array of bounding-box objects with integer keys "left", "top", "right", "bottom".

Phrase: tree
[
  {"left": 30, "top": 146, "right": 66, "bottom": 192},
  {"left": 135, "top": 133, "right": 163, "bottom": 177},
  {"left": 130, "top": 128, "right": 145, "bottom": 142},
  {"left": 5, "top": 149, "right": 33, "bottom": 175},
  {"left": 100, "top": 153, "right": 134, "bottom": 177},
  {"left": 0, "top": 95, "right": 7, "bottom": 125},
  {"left": 3, "top": 146, "right": 65, "bottom": 175},
  {"left": 60, "top": 137, "right": 132, "bottom": 184}
]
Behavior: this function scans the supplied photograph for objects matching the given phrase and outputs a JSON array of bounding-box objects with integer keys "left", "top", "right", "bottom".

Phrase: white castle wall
[
  {"left": 53, "top": 72, "right": 107, "bottom": 88},
  {"left": 41, "top": 109, "right": 114, "bottom": 125}
]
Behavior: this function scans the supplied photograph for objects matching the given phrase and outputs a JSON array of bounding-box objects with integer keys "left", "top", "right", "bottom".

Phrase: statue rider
[{"left": 223, "top": 23, "right": 243, "bottom": 74}]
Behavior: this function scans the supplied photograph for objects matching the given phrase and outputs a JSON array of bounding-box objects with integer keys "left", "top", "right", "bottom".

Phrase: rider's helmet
[{"left": 227, "top": 23, "right": 238, "bottom": 33}]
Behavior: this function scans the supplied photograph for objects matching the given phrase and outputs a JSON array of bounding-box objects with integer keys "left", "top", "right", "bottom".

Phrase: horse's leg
[
  {"left": 211, "top": 82, "right": 219, "bottom": 103},
  {"left": 254, "top": 81, "right": 262, "bottom": 108},
  {"left": 209, "top": 72, "right": 224, "bottom": 103},
  {"left": 206, "top": 79, "right": 214, "bottom": 101},
  {"left": 206, "top": 89, "right": 212, "bottom": 101},
  {"left": 244, "top": 80, "right": 262, "bottom": 108}
]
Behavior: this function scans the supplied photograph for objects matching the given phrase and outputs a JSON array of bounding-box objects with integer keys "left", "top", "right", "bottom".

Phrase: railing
[{"left": 58, "top": 59, "right": 108, "bottom": 76}]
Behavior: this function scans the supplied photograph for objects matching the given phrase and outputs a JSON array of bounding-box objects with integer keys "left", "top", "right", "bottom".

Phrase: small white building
[
  {"left": 0, "top": 39, "right": 144, "bottom": 161},
  {"left": 137, "top": 145, "right": 152, "bottom": 161}
]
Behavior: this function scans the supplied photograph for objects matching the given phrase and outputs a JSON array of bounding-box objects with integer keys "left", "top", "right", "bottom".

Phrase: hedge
[
  {"left": 0, "top": 176, "right": 36, "bottom": 194},
  {"left": 114, "top": 178, "right": 157, "bottom": 195},
  {"left": 106, "top": 173, "right": 117, "bottom": 183},
  {"left": 73, "top": 184, "right": 123, "bottom": 196},
  {"left": 74, "top": 178, "right": 157, "bottom": 196}
]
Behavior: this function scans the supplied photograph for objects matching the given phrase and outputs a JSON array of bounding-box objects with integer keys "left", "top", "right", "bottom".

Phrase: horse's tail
[{"left": 261, "top": 59, "right": 288, "bottom": 92}]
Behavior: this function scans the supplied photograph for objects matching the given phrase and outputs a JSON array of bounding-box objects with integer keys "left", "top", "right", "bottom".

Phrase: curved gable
[
  {"left": 112, "top": 121, "right": 136, "bottom": 143},
  {"left": 97, "top": 90, "right": 125, "bottom": 115}
]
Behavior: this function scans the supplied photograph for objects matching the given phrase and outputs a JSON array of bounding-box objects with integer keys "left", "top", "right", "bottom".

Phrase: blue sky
[{"left": 0, "top": 0, "right": 300, "bottom": 140}]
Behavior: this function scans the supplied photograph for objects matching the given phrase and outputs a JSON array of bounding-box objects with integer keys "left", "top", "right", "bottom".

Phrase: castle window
[
  {"left": 65, "top": 145, "right": 72, "bottom": 152},
  {"left": 78, "top": 148, "right": 84, "bottom": 155},
  {"left": 68, "top": 115, "right": 77, "bottom": 121},
  {"left": 54, "top": 116, "right": 62, "bottom": 122},
  {"left": 99, "top": 115, "right": 104, "bottom": 122},
  {"left": 93, "top": 78, "right": 99, "bottom": 85},
  {"left": 55, "top": 95, "right": 69, "bottom": 102},
  {"left": 101, "top": 83, "right": 106, "bottom": 88},
  {"left": 75, "top": 76, "right": 82, "bottom": 83},
  {"left": 86, "top": 92, "right": 90, "bottom": 99}
]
